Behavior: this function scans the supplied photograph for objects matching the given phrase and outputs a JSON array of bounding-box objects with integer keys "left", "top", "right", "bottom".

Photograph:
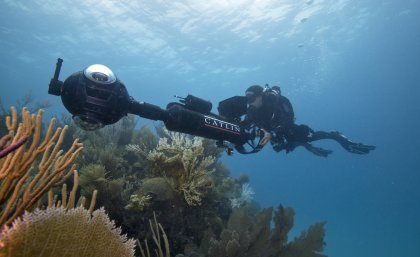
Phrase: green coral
[
  {"left": 126, "top": 177, "right": 176, "bottom": 212},
  {"left": 78, "top": 164, "right": 108, "bottom": 194},
  {"left": 78, "top": 164, "right": 124, "bottom": 215}
]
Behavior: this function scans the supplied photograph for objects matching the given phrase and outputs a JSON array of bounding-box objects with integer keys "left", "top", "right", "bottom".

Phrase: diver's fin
[
  {"left": 331, "top": 131, "right": 376, "bottom": 154},
  {"left": 344, "top": 143, "right": 376, "bottom": 154},
  {"left": 303, "top": 143, "right": 333, "bottom": 157}
]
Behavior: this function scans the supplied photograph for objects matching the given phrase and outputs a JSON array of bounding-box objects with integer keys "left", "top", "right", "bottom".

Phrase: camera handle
[{"left": 127, "top": 100, "right": 252, "bottom": 151}]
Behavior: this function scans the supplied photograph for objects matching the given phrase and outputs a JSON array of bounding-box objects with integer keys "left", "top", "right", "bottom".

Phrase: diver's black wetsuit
[{"left": 244, "top": 88, "right": 376, "bottom": 157}]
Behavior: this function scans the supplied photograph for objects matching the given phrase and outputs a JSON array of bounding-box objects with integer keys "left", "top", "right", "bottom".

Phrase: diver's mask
[
  {"left": 246, "top": 93, "right": 257, "bottom": 104},
  {"left": 60, "top": 64, "right": 130, "bottom": 130},
  {"left": 246, "top": 104, "right": 260, "bottom": 121}
]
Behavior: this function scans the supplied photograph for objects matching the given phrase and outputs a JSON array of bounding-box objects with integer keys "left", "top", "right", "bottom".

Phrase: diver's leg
[
  {"left": 310, "top": 131, "right": 376, "bottom": 154},
  {"left": 273, "top": 130, "right": 332, "bottom": 157}
]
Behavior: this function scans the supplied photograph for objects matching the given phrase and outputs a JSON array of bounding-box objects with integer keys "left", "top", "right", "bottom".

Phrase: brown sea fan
[{"left": 0, "top": 207, "right": 135, "bottom": 257}]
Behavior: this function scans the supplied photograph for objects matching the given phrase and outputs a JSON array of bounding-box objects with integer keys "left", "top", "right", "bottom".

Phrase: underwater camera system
[
  {"left": 48, "top": 58, "right": 262, "bottom": 155},
  {"left": 48, "top": 59, "right": 130, "bottom": 130}
]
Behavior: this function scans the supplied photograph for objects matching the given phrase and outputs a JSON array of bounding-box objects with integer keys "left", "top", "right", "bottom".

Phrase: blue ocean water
[{"left": 1, "top": 1, "right": 419, "bottom": 256}]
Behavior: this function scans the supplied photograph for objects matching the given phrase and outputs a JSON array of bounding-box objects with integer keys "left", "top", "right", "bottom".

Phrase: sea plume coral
[
  {"left": 147, "top": 130, "right": 215, "bottom": 206},
  {"left": 0, "top": 207, "right": 135, "bottom": 257}
]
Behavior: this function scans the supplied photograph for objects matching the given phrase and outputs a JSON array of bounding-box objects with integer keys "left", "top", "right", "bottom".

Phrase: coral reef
[
  {"left": 122, "top": 128, "right": 327, "bottom": 256},
  {"left": 53, "top": 115, "right": 328, "bottom": 257}
]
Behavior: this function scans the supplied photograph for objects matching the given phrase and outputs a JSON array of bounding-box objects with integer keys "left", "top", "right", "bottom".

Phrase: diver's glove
[
  {"left": 331, "top": 131, "right": 376, "bottom": 154},
  {"left": 258, "top": 128, "right": 272, "bottom": 147}
]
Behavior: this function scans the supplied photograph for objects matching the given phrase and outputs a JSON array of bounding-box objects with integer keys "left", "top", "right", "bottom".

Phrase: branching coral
[
  {"left": 137, "top": 212, "right": 170, "bottom": 257},
  {"left": 147, "top": 130, "right": 215, "bottom": 206},
  {"left": 48, "top": 169, "right": 98, "bottom": 214},
  {"left": 0, "top": 107, "right": 83, "bottom": 226}
]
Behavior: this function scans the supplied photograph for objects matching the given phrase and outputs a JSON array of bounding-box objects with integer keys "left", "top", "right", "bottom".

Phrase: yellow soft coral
[{"left": 147, "top": 130, "right": 215, "bottom": 206}]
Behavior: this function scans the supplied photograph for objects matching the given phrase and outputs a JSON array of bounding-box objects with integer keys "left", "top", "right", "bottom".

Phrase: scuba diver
[{"left": 243, "top": 85, "right": 376, "bottom": 157}]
